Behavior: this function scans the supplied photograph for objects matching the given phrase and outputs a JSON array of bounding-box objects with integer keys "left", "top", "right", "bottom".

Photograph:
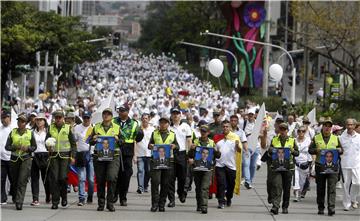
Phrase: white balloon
[
  {"left": 208, "top": 59, "right": 224, "bottom": 78},
  {"left": 269, "top": 64, "right": 283, "bottom": 82}
]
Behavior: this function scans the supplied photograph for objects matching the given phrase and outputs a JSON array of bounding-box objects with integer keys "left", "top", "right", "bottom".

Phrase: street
[{"left": 1, "top": 166, "right": 359, "bottom": 221}]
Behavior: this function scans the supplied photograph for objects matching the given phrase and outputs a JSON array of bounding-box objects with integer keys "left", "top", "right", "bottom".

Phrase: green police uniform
[
  {"left": 188, "top": 138, "right": 220, "bottom": 213},
  {"left": 47, "top": 123, "right": 76, "bottom": 208},
  {"left": 5, "top": 128, "right": 37, "bottom": 210},
  {"left": 308, "top": 133, "right": 341, "bottom": 214},
  {"left": 269, "top": 135, "right": 299, "bottom": 213},
  {"left": 149, "top": 129, "right": 178, "bottom": 212},
  {"left": 90, "top": 122, "right": 121, "bottom": 211},
  {"left": 112, "top": 117, "right": 143, "bottom": 205}
]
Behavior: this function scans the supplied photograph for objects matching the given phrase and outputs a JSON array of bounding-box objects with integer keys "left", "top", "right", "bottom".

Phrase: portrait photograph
[
  {"left": 319, "top": 149, "right": 339, "bottom": 174},
  {"left": 271, "top": 147, "right": 291, "bottom": 171},
  {"left": 193, "top": 146, "right": 214, "bottom": 172},
  {"left": 96, "top": 136, "right": 116, "bottom": 161},
  {"left": 152, "top": 144, "right": 171, "bottom": 169}
]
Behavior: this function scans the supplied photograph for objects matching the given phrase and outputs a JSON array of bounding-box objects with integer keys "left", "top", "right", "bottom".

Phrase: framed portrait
[
  {"left": 271, "top": 147, "right": 291, "bottom": 171},
  {"left": 153, "top": 145, "right": 171, "bottom": 169},
  {"left": 319, "top": 149, "right": 339, "bottom": 174},
  {"left": 193, "top": 147, "right": 214, "bottom": 172},
  {"left": 96, "top": 136, "right": 116, "bottom": 161}
]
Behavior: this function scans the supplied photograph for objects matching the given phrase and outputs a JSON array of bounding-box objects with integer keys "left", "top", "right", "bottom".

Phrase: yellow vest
[
  {"left": 271, "top": 135, "right": 295, "bottom": 169},
  {"left": 49, "top": 123, "right": 71, "bottom": 152},
  {"left": 193, "top": 138, "right": 215, "bottom": 148},
  {"left": 112, "top": 119, "right": 138, "bottom": 143},
  {"left": 10, "top": 128, "right": 32, "bottom": 160},
  {"left": 152, "top": 129, "right": 175, "bottom": 158},
  {"left": 94, "top": 122, "right": 120, "bottom": 149},
  {"left": 314, "top": 133, "right": 338, "bottom": 163}
]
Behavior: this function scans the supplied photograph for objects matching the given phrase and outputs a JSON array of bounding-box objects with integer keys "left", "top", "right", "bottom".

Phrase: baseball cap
[
  {"left": 17, "top": 114, "right": 28, "bottom": 122},
  {"left": 322, "top": 117, "right": 333, "bottom": 125},
  {"left": 52, "top": 110, "right": 64, "bottom": 117},
  {"left": 1, "top": 110, "right": 11, "bottom": 118},
  {"left": 35, "top": 112, "right": 47, "bottom": 120},
  {"left": 159, "top": 117, "right": 170, "bottom": 123},
  {"left": 200, "top": 125, "right": 209, "bottom": 132},
  {"left": 302, "top": 117, "right": 310, "bottom": 124},
  {"left": 247, "top": 108, "right": 256, "bottom": 115},
  {"left": 102, "top": 108, "right": 113, "bottom": 115},
  {"left": 117, "top": 104, "right": 129, "bottom": 112},
  {"left": 279, "top": 123, "right": 288, "bottom": 130},
  {"left": 65, "top": 112, "right": 76, "bottom": 118},
  {"left": 29, "top": 112, "right": 38, "bottom": 117},
  {"left": 171, "top": 107, "right": 181, "bottom": 114},
  {"left": 82, "top": 111, "right": 92, "bottom": 118}
]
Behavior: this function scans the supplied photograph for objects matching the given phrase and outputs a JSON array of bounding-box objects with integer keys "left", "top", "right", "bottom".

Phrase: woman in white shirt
[
  {"left": 30, "top": 113, "right": 50, "bottom": 206},
  {"left": 293, "top": 126, "right": 312, "bottom": 202}
]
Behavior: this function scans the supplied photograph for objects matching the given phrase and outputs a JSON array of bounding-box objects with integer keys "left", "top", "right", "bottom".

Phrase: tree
[
  {"left": 291, "top": 1, "right": 360, "bottom": 87},
  {"left": 137, "top": 2, "right": 226, "bottom": 62}
]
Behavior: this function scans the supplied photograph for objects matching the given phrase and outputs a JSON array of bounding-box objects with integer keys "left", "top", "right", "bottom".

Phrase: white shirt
[
  {"left": 170, "top": 122, "right": 192, "bottom": 152},
  {"left": 0, "top": 124, "right": 13, "bottom": 161},
  {"left": 33, "top": 129, "right": 47, "bottom": 153},
  {"left": 244, "top": 120, "right": 255, "bottom": 136},
  {"left": 74, "top": 124, "right": 93, "bottom": 153},
  {"left": 215, "top": 138, "right": 238, "bottom": 170},
  {"left": 340, "top": 130, "right": 360, "bottom": 169},
  {"left": 233, "top": 128, "right": 247, "bottom": 143},
  {"left": 136, "top": 125, "right": 155, "bottom": 157},
  {"left": 295, "top": 137, "right": 312, "bottom": 163}
]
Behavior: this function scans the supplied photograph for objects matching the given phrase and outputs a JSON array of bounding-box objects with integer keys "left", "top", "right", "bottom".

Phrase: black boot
[{"left": 16, "top": 203, "right": 23, "bottom": 210}]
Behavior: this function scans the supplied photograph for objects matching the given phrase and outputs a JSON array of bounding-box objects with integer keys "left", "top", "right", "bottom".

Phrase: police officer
[
  {"left": 46, "top": 110, "right": 76, "bottom": 210},
  {"left": 308, "top": 117, "right": 343, "bottom": 216},
  {"left": 112, "top": 104, "right": 143, "bottom": 206},
  {"left": 268, "top": 123, "right": 299, "bottom": 215},
  {"left": 188, "top": 125, "right": 220, "bottom": 214},
  {"left": 148, "top": 117, "right": 179, "bottom": 212},
  {"left": 208, "top": 109, "right": 222, "bottom": 138},
  {"left": 90, "top": 108, "right": 121, "bottom": 212},
  {"left": 5, "top": 114, "right": 37, "bottom": 210}
]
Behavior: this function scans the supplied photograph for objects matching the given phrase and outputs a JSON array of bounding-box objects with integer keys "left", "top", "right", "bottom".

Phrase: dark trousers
[
  {"left": 271, "top": 170, "right": 293, "bottom": 209},
  {"left": 1, "top": 160, "right": 13, "bottom": 203},
  {"left": 94, "top": 157, "right": 120, "bottom": 207},
  {"left": 215, "top": 166, "right": 236, "bottom": 204},
  {"left": 151, "top": 162, "right": 171, "bottom": 208},
  {"left": 168, "top": 151, "right": 187, "bottom": 202},
  {"left": 266, "top": 162, "right": 274, "bottom": 203},
  {"left": 10, "top": 159, "right": 32, "bottom": 204},
  {"left": 194, "top": 171, "right": 211, "bottom": 208},
  {"left": 184, "top": 164, "right": 193, "bottom": 191},
  {"left": 315, "top": 167, "right": 337, "bottom": 211},
  {"left": 48, "top": 156, "right": 69, "bottom": 205},
  {"left": 31, "top": 154, "right": 50, "bottom": 201},
  {"left": 115, "top": 155, "right": 133, "bottom": 202}
]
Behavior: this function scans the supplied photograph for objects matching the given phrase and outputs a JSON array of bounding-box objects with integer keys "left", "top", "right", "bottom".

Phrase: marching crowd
[{"left": 1, "top": 49, "right": 359, "bottom": 217}]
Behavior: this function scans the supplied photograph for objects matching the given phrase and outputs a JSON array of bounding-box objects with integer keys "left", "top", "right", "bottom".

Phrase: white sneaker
[
  {"left": 351, "top": 202, "right": 358, "bottom": 209},
  {"left": 240, "top": 179, "right": 245, "bottom": 185},
  {"left": 343, "top": 207, "right": 350, "bottom": 211},
  {"left": 0, "top": 201, "right": 7, "bottom": 205},
  {"left": 336, "top": 182, "right": 342, "bottom": 189}
]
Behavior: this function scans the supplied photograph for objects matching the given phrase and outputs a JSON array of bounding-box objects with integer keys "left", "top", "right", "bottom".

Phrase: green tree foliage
[
  {"left": 1, "top": 1, "right": 100, "bottom": 81},
  {"left": 137, "top": 2, "right": 226, "bottom": 62},
  {"left": 291, "top": 1, "right": 360, "bottom": 87}
]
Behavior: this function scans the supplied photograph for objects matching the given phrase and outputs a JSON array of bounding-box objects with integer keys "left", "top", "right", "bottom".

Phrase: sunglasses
[{"left": 298, "top": 130, "right": 306, "bottom": 133}]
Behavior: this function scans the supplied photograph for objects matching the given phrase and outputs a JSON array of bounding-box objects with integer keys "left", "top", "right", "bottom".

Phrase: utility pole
[
  {"left": 304, "top": 23, "right": 309, "bottom": 103},
  {"left": 34, "top": 52, "right": 40, "bottom": 99},
  {"left": 44, "top": 51, "right": 49, "bottom": 91},
  {"left": 263, "top": 0, "right": 271, "bottom": 98}
]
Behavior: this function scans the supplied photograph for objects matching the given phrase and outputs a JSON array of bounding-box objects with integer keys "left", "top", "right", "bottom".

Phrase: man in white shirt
[
  {"left": 0, "top": 110, "right": 14, "bottom": 204},
  {"left": 339, "top": 118, "right": 360, "bottom": 211},
  {"left": 135, "top": 113, "right": 154, "bottom": 194},
  {"left": 215, "top": 120, "right": 241, "bottom": 209},
  {"left": 73, "top": 111, "right": 94, "bottom": 206},
  {"left": 167, "top": 107, "right": 192, "bottom": 207}
]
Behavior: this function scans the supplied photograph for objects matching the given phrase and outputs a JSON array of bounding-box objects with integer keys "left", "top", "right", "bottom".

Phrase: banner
[
  {"left": 247, "top": 103, "right": 266, "bottom": 152},
  {"left": 307, "top": 108, "right": 317, "bottom": 126},
  {"left": 91, "top": 92, "right": 117, "bottom": 124}
]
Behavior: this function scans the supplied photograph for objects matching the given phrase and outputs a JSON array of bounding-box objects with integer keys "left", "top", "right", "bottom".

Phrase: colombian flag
[{"left": 84, "top": 126, "right": 93, "bottom": 144}]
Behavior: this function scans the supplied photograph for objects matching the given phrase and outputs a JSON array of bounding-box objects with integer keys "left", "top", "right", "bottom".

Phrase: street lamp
[{"left": 201, "top": 30, "right": 297, "bottom": 105}]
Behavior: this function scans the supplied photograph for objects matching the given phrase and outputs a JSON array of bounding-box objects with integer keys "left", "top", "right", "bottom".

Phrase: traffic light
[
  {"left": 288, "top": 76, "right": 293, "bottom": 86},
  {"left": 113, "top": 32, "right": 121, "bottom": 45}
]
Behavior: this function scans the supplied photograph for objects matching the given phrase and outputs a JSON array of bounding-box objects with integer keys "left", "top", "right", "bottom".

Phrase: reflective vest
[
  {"left": 113, "top": 118, "right": 138, "bottom": 143},
  {"left": 94, "top": 122, "right": 120, "bottom": 149},
  {"left": 10, "top": 128, "right": 32, "bottom": 160},
  {"left": 49, "top": 123, "right": 71, "bottom": 152},
  {"left": 271, "top": 135, "right": 295, "bottom": 169},
  {"left": 314, "top": 133, "right": 338, "bottom": 163},
  {"left": 193, "top": 138, "right": 215, "bottom": 148},
  {"left": 152, "top": 129, "right": 175, "bottom": 158}
]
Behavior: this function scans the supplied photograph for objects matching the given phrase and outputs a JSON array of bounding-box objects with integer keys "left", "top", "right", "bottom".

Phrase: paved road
[{"left": 1, "top": 165, "right": 359, "bottom": 221}]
